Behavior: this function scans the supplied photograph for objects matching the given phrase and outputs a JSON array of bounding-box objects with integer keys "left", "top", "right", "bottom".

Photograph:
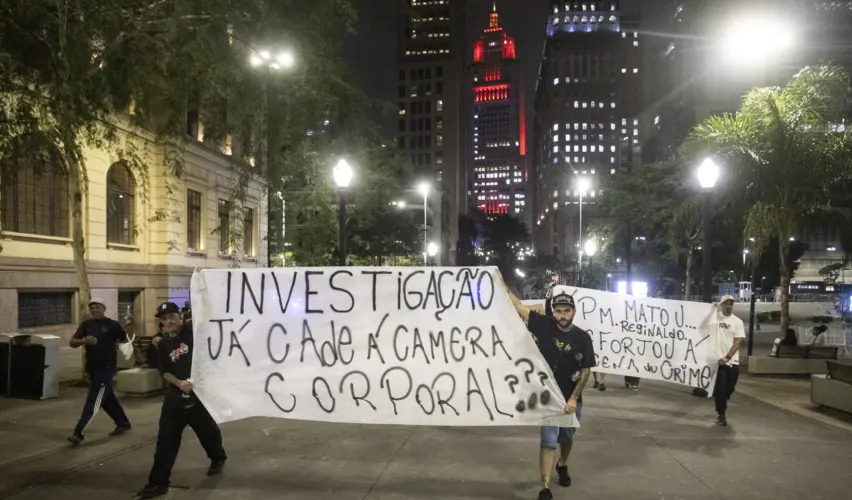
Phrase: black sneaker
[
  {"left": 207, "top": 458, "right": 226, "bottom": 476},
  {"left": 599, "top": 383, "right": 607, "bottom": 392},
  {"left": 109, "top": 425, "right": 131, "bottom": 437},
  {"left": 593, "top": 381, "right": 599, "bottom": 389},
  {"left": 556, "top": 463, "right": 572, "bottom": 487},
  {"left": 536, "top": 488, "right": 554, "bottom": 500},
  {"left": 66, "top": 434, "right": 83, "bottom": 447},
  {"left": 716, "top": 414, "right": 728, "bottom": 426},
  {"left": 137, "top": 484, "right": 168, "bottom": 498}
]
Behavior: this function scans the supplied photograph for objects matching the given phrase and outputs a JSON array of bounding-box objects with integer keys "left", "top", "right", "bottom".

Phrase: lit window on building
[
  {"left": 553, "top": 123, "right": 559, "bottom": 131},
  {"left": 553, "top": 145, "right": 559, "bottom": 153},
  {"left": 553, "top": 77, "right": 559, "bottom": 85},
  {"left": 437, "top": 100, "right": 443, "bottom": 112},
  {"left": 610, "top": 102, "right": 615, "bottom": 108},
  {"left": 633, "top": 68, "right": 639, "bottom": 73},
  {"left": 611, "top": 168, "right": 616, "bottom": 173}
]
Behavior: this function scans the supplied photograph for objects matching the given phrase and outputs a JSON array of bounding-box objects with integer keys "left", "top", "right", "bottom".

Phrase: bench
[
  {"left": 774, "top": 345, "right": 838, "bottom": 359},
  {"left": 811, "top": 361, "right": 852, "bottom": 414},
  {"left": 115, "top": 367, "right": 164, "bottom": 396},
  {"left": 748, "top": 346, "right": 838, "bottom": 375}
]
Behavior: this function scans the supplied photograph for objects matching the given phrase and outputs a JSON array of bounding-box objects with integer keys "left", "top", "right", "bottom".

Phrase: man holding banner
[
  {"left": 137, "top": 302, "right": 227, "bottom": 499},
  {"left": 500, "top": 274, "right": 595, "bottom": 500}
]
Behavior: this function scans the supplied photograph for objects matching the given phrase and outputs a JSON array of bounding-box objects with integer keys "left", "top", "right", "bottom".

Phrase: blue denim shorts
[{"left": 540, "top": 403, "right": 582, "bottom": 449}]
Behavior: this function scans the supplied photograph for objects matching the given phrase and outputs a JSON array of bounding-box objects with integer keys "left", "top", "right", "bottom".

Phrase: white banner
[
  {"left": 524, "top": 286, "right": 718, "bottom": 391},
  {"left": 190, "top": 267, "right": 577, "bottom": 427}
]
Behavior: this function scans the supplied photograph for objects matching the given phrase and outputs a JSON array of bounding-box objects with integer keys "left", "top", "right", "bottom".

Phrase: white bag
[{"left": 117, "top": 334, "right": 136, "bottom": 369}]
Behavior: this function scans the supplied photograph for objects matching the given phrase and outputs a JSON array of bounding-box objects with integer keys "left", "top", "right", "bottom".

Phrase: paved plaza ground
[{"left": 2, "top": 375, "right": 851, "bottom": 500}]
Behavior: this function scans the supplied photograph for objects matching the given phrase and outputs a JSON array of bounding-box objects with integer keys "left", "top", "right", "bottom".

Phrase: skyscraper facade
[
  {"left": 397, "top": 0, "right": 466, "bottom": 265},
  {"left": 469, "top": 3, "right": 528, "bottom": 227},
  {"left": 531, "top": 0, "right": 645, "bottom": 277}
]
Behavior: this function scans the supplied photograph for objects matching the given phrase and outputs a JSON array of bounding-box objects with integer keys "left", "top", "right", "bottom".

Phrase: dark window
[
  {"left": 398, "top": 119, "right": 406, "bottom": 132},
  {"left": 18, "top": 292, "right": 73, "bottom": 328},
  {"left": 1, "top": 150, "right": 69, "bottom": 237},
  {"left": 436, "top": 82, "right": 444, "bottom": 94},
  {"left": 410, "top": 70, "right": 417, "bottom": 80},
  {"left": 187, "top": 189, "right": 202, "bottom": 250},
  {"left": 425, "top": 68, "right": 431, "bottom": 79},
  {"left": 244, "top": 208, "right": 254, "bottom": 256},
  {"left": 398, "top": 86, "right": 405, "bottom": 98},
  {"left": 436, "top": 118, "right": 443, "bottom": 131},
  {"left": 218, "top": 199, "right": 231, "bottom": 253},
  {"left": 398, "top": 137, "right": 406, "bottom": 149},
  {"left": 399, "top": 70, "right": 405, "bottom": 81},
  {"left": 106, "top": 163, "right": 135, "bottom": 245},
  {"left": 425, "top": 117, "right": 431, "bottom": 130},
  {"left": 186, "top": 110, "right": 199, "bottom": 138},
  {"left": 436, "top": 66, "right": 443, "bottom": 77},
  {"left": 426, "top": 101, "right": 432, "bottom": 113},
  {"left": 118, "top": 291, "right": 137, "bottom": 321}
]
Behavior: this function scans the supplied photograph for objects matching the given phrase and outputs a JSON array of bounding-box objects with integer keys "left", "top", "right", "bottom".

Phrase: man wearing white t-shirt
[{"left": 712, "top": 295, "right": 745, "bottom": 426}]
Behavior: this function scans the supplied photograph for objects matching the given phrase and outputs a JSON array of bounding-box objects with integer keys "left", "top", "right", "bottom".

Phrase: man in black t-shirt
[
  {"left": 67, "top": 299, "right": 132, "bottom": 446},
  {"left": 499, "top": 274, "right": 595, "bottom": 500},
  {"left": 137, "top": 302, "right": 227, "bottom": 499}
]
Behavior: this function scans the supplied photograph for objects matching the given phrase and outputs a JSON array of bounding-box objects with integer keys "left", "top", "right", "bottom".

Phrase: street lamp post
[
  {"left": 418, "top": 182, "right": 430, "bottom": 265},
  {"left": 577, "top": 177, "right": 591, "bottom": 285},
  {"left": 333, "top": 159, "right": 353, "bottom": 266},
  {"left": 581, "top": 238, "right": 598, "bottom": 287},
  {"left": 697, "top": 158, "right": 720, "bottom": 303},
  {"left": 250, "top": 48, "right": 296, "bottom": 266}
]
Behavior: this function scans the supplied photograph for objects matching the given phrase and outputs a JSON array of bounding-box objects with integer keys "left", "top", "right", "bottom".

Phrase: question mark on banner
[
  {"left": 505, "top": 374, "right": 520, "bottom": 394},
  {"left": 537, "top": 372, "right": 551, "bottom": 406},
  {"left": 515, "top": 358, "right": 535, "bottom": 382}
]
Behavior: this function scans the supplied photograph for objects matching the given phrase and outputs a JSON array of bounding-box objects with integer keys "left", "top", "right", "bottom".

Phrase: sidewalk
[{"left": 1, "top": 379, "right": 851, "bottom": 499}]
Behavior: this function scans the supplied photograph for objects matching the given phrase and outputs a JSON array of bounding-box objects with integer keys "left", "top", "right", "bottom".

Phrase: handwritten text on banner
[
  {"left": 524, "top": 286, "right": 718, "bottom": 391},
  {"left": 190, "top": 267, "right": 577, "bottom": 427}
]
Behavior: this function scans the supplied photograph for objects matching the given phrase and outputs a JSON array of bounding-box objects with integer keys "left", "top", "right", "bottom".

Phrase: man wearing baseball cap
[
  {"left": 67, "top": 298, "right": 132, "bottom": 446},
  {"left": 498, "top": 275, "right": 596, "bottom": 500},
  {"left": 709, "top": 295, "right": 745, "bottom": 426},
  {"left": 137, "top": 302, "right": 226, "bottom": 499}
]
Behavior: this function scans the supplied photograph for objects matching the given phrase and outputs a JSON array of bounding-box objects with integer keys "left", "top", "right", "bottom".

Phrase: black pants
[
  {"left": 713, "top": 365, "right": 740, "bottom": 415},
  {"left": 147, "top": 402, "right": 227, "bottom": 487},
  {"left": 73, "top": 366, "right": 130, "bottom": 438}
]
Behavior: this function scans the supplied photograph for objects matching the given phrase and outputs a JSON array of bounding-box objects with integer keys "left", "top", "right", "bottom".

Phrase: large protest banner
[
  {"left": 523, "top": 286, "right": 719, "bottom": 391},
  {"left": 190, "top": 267, "right": 578, "bottom": 427}
]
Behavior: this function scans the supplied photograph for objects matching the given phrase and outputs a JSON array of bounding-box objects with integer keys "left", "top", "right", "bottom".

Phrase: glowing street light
[
  {"left": 722, "top": 19, "right": 793, "bottom": 65},
  {"left": 427, "top": 241, "right": 439, "bottom": 258},
  {"left": 515, "top": 269, "right": 526, "bottom": 278},
  {"left": 333, "top": 159, "right": 354, "bottom": 266},
  {"left": 251, "top": 49, "right": 296, "bottom": 71},
  {"left": 584, "top": 239, "right": 598, "bottom": 257},
  {"left": 697, "top": 158, "right": 720, "bottom": 303}
]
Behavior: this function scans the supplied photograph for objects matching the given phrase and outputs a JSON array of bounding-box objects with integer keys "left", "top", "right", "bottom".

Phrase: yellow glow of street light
[
  {"left": 259, "top": 50, "right": 271, "bottom": 60},
  {"left": 250, "top": 54, "right": 262, "bottom": 67}
]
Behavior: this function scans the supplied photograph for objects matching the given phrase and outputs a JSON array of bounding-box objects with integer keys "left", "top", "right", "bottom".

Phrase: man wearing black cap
[
  {"left": 498, "top": 275, "right": 596, "bottom": 500},
  {"left": 137, "top": 302, "right": 227, "bottom": 499},
  {"left": 67, "top": 298, "right": 132, "bottom": 446}
]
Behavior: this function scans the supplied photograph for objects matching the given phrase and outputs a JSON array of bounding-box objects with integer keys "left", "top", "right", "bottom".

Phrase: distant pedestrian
[
  {"left": 707, "top": 295, "right": 745, "bottom": 426},
  {"left": 67, "top": 299, "right": 132, "bottom": 446},
  {"left": 137, "top": 302, "right": 227, "bottom": 499},
  {"left": 181, "top": 301, "right": 192, "bottom": 324},
  {"left": 808, "top": 325, "right": 829, "bottom": 347}
]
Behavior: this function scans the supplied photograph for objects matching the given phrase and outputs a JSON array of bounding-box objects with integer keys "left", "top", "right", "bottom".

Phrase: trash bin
[{"left": 0, "top": 333, "right": 61, "bottom": 400}]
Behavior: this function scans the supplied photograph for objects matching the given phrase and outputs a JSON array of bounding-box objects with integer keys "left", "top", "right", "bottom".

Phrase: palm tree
[{"left": 685, "top": 64, "right": 852, "bottom": 334}]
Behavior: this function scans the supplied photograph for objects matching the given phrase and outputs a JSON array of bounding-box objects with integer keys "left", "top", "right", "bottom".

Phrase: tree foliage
[{"left": 685, "top": 64, "right": 852, "bottom": 332}]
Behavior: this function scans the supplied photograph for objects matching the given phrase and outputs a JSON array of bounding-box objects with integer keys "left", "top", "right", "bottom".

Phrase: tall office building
[
  {"left": 531, "top": 0, "right": 646, "bottom": 277},
  {"left": 469, "top": 3, "right": 528, "bottom": 228},
  {"left": 397, "top": 0, "right": 466, "bottom": 265}
]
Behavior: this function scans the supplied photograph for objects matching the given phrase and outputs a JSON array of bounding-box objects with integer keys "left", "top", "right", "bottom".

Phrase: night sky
[{"left": 345, "top": 0, "right": 551, "bottom": 134}]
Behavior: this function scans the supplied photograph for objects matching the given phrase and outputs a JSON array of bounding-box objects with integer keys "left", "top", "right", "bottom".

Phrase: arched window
[
  {"left": 106, "top": 163, "right": 135, "bottom": 245},
  {"left": 1, "top": 145, "right": 69, "bottom": 237}
]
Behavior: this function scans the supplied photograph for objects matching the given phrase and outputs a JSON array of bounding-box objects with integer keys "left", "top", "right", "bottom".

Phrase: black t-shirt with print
[
  {"left": 528, "top": 311, "right": 596, "bottom": 403},
  {"left": 157, "top": 323, "right": 199, "bottom": 408},
  {"left": 73, "top": 317, "right": 128, "bottom": 372}
]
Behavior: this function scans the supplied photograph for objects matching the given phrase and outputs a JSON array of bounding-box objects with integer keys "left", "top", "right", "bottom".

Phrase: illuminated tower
[{"left": 470, "top": 2, "right": 527, "bottom": 226}]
